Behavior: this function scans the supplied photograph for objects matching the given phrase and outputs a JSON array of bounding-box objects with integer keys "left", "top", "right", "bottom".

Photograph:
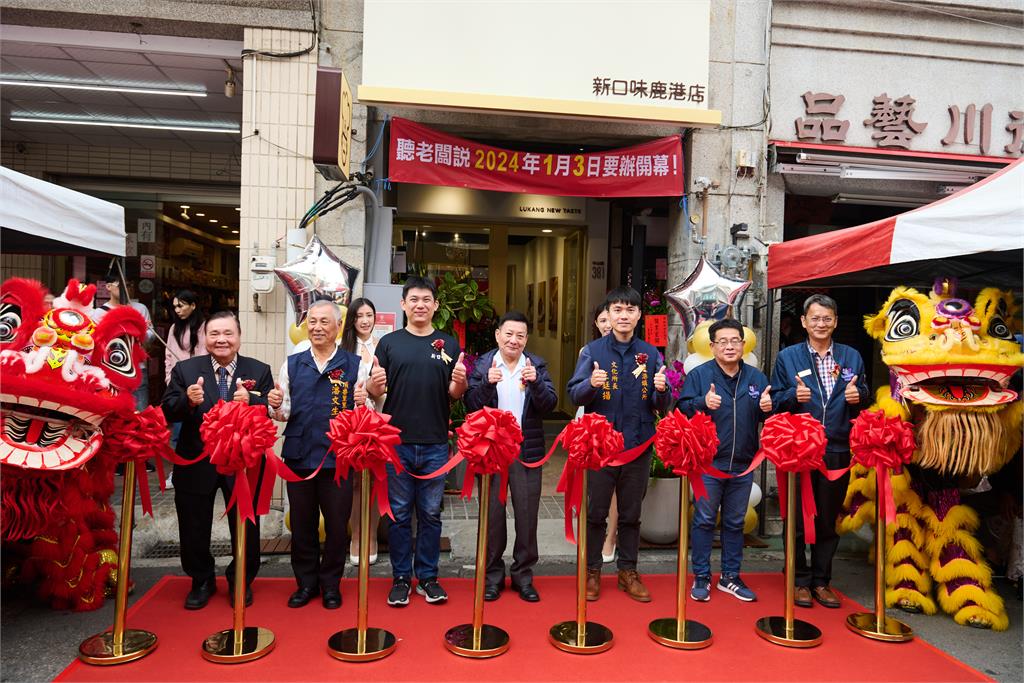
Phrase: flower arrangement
[
  {"left": 643, "top": 290, "right": 668, "bottom": 316},
  {"left": 663, "top": 359, "right": 686, "bottom": 399}
]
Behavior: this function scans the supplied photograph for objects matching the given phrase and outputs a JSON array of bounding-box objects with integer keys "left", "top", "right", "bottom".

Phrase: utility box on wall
[{"left": 313, "top": 67, "right": 353, "bottom": 181}]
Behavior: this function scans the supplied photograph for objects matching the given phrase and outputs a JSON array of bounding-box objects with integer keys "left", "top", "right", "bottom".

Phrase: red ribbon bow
[
  {"left": 744, "top": 412, "right": 834, "bottom": 544},
  {"left": 100, "top": 406, "right": 176, "bottom": 516},
  {"left": 326, "top": 406, "right": 404, "bottom": 520},
  {"left": 653, "top": 409, "right": 727, "bottom": 501},
  {"left": 199, "top": 401, "right": 280, "bottom": 524},
  {"left": 849, "top": 410, "right": 916, "bottom": 524},
  {"left": 454, "top": 407, "right": 523, "bottom": 503},
  {"left": 555, "top": 413, "right": 624, "bottom": 543}
]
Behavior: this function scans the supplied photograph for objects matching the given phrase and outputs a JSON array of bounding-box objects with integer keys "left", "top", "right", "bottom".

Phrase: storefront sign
[
  {"left": 389, "top": 118, "right": 683, "bottom": 198},
  {"left": 139, "top": 255, "right": 156, "bottom": 279},
  {"left": 125, "top": 232, "right": 138, "bottom": 257},
  {"left": 373, "top": 312, "right": 396, "bottom": 341},
  {"left": 398, "top": 184, "right": 587, "bottom": 223},
  {"left": 361, "top": 0, "right": 719, "bottom": 126},
  {"left": 645, "top": 314, "right": 668, "bottom": 348},
  {"left": 137, "top": 218, "right": 155, "bottom": 243}
]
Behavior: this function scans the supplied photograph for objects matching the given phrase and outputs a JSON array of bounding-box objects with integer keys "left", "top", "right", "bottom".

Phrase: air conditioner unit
[{"left": 169, "top": 237, "right": 205, "bottom": 259}]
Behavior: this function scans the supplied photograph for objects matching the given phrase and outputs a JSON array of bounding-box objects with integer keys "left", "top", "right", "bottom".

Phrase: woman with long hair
[
  {"left": 164, "top": 290, "right": 205, "bottom": 487},
  {"left": 339, "top": 297, "right": 382, "bottom": 564}
]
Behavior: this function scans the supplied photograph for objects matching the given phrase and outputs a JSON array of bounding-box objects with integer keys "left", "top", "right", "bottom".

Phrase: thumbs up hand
[
  {"left": 705, "top": 382, "right": 721, "bottom": 411},
  {"left": 759, "top": 384, "right": 773, "bottom": 413},
  {"left": 795, "top": 374, "right": 811, "bottom": 403},
  {"left": 268, "top": 382, "right": 284, "bottom": 409},
  {"left": 844, "top": 374, "right": 861, "bottom": 404},
  {"left": 368, "top": 355, "right": 387, "bottom": 396},
  {"left": 590, "top": 361, "right": 608, "bottom": 388},
  {"left": 232, "top": 377, "right": 250, "bottom": 404},
  {"left": 187, "top": 375, "right": 205, "bottom": 406},
  {"left": 521, "top": 356, "right": 537, "bottom": 384},
  {"left": 488, "top": 355, "right": 503, "bottom": 384},
  {"left": 354, "top": 380, "right": 368, "bottom": 407},
  {"left": 654, "top": 365, "right": 667, "bottom": 393},
  {"left": 451, "top": 352, "right": 468, "bottom": 386}
]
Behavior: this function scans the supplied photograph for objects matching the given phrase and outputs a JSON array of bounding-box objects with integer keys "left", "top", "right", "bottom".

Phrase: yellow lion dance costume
[{"left": 840, "top": 279, "right": 1023, "bottom": 630}]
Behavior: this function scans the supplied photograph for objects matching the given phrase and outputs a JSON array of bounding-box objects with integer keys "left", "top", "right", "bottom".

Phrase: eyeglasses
[
  {"left": 807, "top": 316, "right": 835, "bottom": 325},
  {"left": 713, "top": 339, "right": 744, "bottom": 347}
]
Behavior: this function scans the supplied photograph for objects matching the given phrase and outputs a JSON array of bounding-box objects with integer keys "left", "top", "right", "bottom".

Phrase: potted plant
[{"left": 640, "top": 439, "right": 682, "bottom": 545}]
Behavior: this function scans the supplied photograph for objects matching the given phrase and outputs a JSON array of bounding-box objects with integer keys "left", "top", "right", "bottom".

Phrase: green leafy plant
[{"left": 434, "top": 272, "right": 495, "bottom": 332}]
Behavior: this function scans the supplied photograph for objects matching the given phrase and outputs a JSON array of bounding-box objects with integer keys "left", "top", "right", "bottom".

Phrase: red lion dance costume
[{"left": 1, "top": 278, "right": 148, "bottom": 610}]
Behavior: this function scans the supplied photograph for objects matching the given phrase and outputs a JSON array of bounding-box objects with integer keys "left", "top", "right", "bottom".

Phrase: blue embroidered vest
[{"left": 281, "top": 349, "right": 359, "bottom": 469}]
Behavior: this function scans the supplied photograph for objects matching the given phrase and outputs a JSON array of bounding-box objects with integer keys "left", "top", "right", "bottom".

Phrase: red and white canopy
[{"left": 767, "top": 158, "right": 1024, "bottom": 289}]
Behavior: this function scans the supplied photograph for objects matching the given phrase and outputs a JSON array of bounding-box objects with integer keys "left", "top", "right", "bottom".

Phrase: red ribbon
[
  {"left": 743, "top": 412, "right": 833, "bottom": 544},
  {"left": 326, "top": 406, "right": 404, "bottom": 520},
  {"left": 100, "top": 406, "right": 176, "bottom": 516},
  {"left": 554, "top": 414, "right": 624, "bottom": 543},
  {"left": 653, "top": 409, "right": 728, "bottom": 501},
  {"left": 849, "top": 410, "right": 916, "bottom": 524},
  {"left": 199, "top": 401, "right": 280, "bottom": 524}
]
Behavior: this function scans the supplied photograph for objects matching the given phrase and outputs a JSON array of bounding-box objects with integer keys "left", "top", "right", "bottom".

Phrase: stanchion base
[
  {"left": 201, "top": 626, "right": 275, "bottom": 663},
  {"left": 79, "top": 629, "right": 158, "bottom": 665},
  {"left": 443, "top": 624, "right": 510, "bottom": 658},
  {"left": 647, "top": 618, "right": 713, "bottom": 650},
  {"left": 846, "top": 612, "right": 914, "bottom": 642},
  {"left": 754, "top": 616, "right": 822, "bottom": 648},
  {"left": 327, "top": 627, "right": 397, "bottom": 662},
  {"left": 549, "top": 621, "right": 614, "bottom": 654}
]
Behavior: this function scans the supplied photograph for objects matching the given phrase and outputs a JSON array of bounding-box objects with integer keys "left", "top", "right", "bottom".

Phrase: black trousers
[
  {"left": 586, "top": 451, "right": 652, "bottom": 571},
  {"left": 486, "top": 461, "right": 542, "bottom": 589},
  {"left": 790, "top": 451, "right": 852, "bottom": 588},
  {"left": 286, "top": 468, "right": 353, "bottom": 590},
  {"left": 174, "top": 476, "right": 261, "bottom": 588}
]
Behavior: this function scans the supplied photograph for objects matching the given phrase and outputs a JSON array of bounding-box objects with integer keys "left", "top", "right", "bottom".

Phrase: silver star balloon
[
  {"left": 665, "top": 256, "right": 751, "bottom": 338},
  {"left": 274, "top": 235, "right": 360, "bottom": 322}
]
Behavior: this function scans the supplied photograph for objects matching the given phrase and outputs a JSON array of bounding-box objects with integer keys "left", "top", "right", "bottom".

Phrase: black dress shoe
[
  {"left": 228, "top": 585, "right": 254, "bottom": 607},
  {"left": 322, "top": 588, "right": 342, "bottom": 609},
  {"left": 287, "top": 586, "right": 318, "bottom": 608},
  {"left": 483, "top": 584, "right": 503, "bottom": 602},
  {"left": 184, "top": 579, "right": 217, "bottom": 610},
  {"left": 516, "top": 583, "right": 540, "bottom": 603}
]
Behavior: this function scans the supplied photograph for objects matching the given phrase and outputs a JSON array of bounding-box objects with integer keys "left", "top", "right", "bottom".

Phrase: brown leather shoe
[
  {"left": 617, "top": 569, "right": 652, "bottom": 603},
  {"left": 794, "top": 586, "right": 813, "bottom": 608},
  {"left": 586, "top": 569, "right": 601, "bottom": 601},
  {"left": 812, "top": 585, "right": 841, "bottom": 608}
]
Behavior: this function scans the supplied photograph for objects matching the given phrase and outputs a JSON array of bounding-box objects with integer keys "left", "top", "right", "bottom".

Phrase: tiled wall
[{"left": 0, "top": 254, "right": 44, "bottom": 281}]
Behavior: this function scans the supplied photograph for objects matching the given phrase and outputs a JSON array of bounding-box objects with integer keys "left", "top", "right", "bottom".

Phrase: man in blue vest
[
  {"left": 568, "top": 287, "right": 671, "bottom": 602},
  {"left": 268, "top": 299, "right": 367, "bottom": 610},
  {"left": 771, "top": 294, "right": 868, "bottom": 609}
]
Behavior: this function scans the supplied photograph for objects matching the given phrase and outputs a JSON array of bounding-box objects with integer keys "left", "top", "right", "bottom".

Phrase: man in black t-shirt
[{"left": 368, "top": 276, "right": 467, "bottom": 607}]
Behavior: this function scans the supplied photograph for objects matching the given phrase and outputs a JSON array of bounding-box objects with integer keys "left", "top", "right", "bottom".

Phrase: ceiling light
[
  {"left": 180, "top": 207, "right": 190, "bottom": 220},
  {"left": 231, "top": 230, "right": 239, "bottom": 234},
  {"left": 796, "top": 152, "right": 996, "bottom": 176},
  {"left": 179, "top": 205, "right": 190, "bottom": 209},
  {"left": 10, "top": 114, "right": 239, "bottom": 134},
  {"left": 542, "top": 229, "right": 553, "bottom": 233},
  {"left": 196, "top": 212, "right": 205, "bottom": 217},
  {"left": 1, "top": 78, "right": 206, "bottom": 97},
  {"left": 224, "top": 62, "right": 237, "bottom": 98},
  {"left": 421, "top": 231, "right": 427, "bottom": 237},
  {"left": 235, "top": 207, "right": 241, "bottom": 212}
]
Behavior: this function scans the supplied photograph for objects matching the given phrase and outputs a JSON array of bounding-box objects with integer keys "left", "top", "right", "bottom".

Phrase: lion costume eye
[
  {"left": 102, "top": 337, "right": 136, "bottom": 377},
  {"left": 988, "top": 316, "right": 1013, "bottom": 341},
  {"left": 0, "top": 303, "right": 21, "bottom": 344},
  {"left": 885, "top": 299, "right": 919, "bottom": 342}
]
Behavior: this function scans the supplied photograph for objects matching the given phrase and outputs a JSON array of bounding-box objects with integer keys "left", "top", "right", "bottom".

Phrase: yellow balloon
[
  {"left": 289, "top": 322, "right": 308, "bottom": 345},
  {"left": 742, "top": 326, "right": 758, "bottom": 355},
  {"left": 687, "top": 320, "right": 758, "bottom": 356},
  {"left": 744, "top": 506, "right": 758, "bottom": 534},
  {"left": 284, "top": 510, "right": 326, "bottom": 543}
]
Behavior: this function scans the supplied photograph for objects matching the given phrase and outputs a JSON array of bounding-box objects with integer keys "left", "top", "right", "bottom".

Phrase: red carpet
[{"left": 56, "top": 574, "right": 989, "bottom": 682}]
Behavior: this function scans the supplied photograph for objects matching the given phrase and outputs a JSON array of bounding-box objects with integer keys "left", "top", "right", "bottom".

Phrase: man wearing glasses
[
  {"left": 678, "top": 319, "right": 774, "bottom": 603},
  {"left": 771, "top": 294, "right": 868, "bottom": 609}
]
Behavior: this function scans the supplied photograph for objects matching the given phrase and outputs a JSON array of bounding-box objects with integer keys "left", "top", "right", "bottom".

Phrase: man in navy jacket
[
  {"left": 678, "top": 318, "right": 773, "bottom": 603},
  {"left": 771, "top": 294, "right": 869, "bottom": 609},
  {"left": 568, "top": 287, "right": 671, "bottom": 602},
  {"left": 466, "top": 311, "right": 558, "bottom": 603}
]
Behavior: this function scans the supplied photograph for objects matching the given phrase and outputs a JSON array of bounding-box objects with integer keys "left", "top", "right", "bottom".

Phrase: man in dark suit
[
  {"left": 162, "top": 311, "right": 274, "bottom": 610},
  {"left": 465, "top": 311, "right": 558, "bottom": 603}
]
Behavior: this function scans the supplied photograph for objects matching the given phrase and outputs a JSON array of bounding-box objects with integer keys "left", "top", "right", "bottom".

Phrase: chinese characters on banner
[
  {"left": 389, "top": 117, "right": 684, "bottom": 197},
  {"left": 795, "top": 91, "right": 1023, "bottom": 156},
  {"left": 591, "top": 77, "right": 706, "bottom": 104},
  {"left": 645, "top": 315, "right": 668, "bottom": 348}
]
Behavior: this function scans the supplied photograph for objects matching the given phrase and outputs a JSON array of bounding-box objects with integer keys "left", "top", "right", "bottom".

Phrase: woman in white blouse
[{"left": 339, "top": 297, "right": 383, "bottom": 564}]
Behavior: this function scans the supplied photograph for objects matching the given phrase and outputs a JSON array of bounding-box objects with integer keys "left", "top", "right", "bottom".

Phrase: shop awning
[
  {"left": 767, "top": 158, "right": 1024, "bottom": 289},
  {"left": 1, "top": 166, "right": 126, "bottom": 256}
]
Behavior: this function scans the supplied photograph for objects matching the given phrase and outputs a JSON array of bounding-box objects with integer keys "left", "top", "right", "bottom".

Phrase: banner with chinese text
[{"left": 388, "top": 118, "right": 684, "bottom": 198}]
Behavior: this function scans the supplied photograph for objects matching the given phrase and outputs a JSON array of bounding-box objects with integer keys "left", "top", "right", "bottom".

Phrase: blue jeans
[
  {"left": 690, "top": 470, "right": 753, "bottom": 578},
  {"left": 387, "top": 443, "right": 449, "bottom": 581}
]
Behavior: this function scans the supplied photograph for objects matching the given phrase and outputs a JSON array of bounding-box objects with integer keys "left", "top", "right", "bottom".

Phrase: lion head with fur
[{"left": 865, "top": 278, "right": 1023, "bottom": 477}]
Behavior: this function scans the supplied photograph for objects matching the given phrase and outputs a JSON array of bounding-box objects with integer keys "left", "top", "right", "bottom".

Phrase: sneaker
[
  {"left": 691, "top": 575, "right": 711, "bottom": 602},
  {"left": 718, "top": 575, "right": 756, "bottom": 602},
  {"left": 387, "top": 578, "right": 411, "bottom": 607},
  {"left": 416, "top": 578, "right": 449, "bottom": 604}
]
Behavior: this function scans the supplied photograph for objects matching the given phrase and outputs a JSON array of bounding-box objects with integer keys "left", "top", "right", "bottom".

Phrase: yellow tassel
[
  {"left": 888, "top": 513, "right": 925, "bottom": 549},
  {"left": 925, "top": 532, "right": 984, "bottom": 563},
  {"left": 887, "top": 563, "right": 930, "bottom": 592},
  {"left": 930, "top": 557, "right": 993, "bottom": 586},
  {"left": 938, "top": 582, "right": 1006, "bottom": 620},
  {"left": 887, "top": 540, "right": 930, "bottom": 571},
  {"left": 927, "top": 505, "right": 979, "bottom": 536},
  {"left": 886, "top": 586, "right": 937, "bottom": 615},
  {"left": 953, "top": 605, "right": 1010, "bottom": 632}
]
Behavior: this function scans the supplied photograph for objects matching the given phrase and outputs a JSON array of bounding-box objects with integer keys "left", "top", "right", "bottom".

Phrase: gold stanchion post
[
  {"left": 549, "top": 470, "right": 614, "bottom": 654},
  {"left": 846, "top": 467, "right": 913, "bottom": 642},
  {"left": 79, "top": 460, "right": 158, "bottom": 665},
  {"left": 648, "top": 475, "right": 712, "bottom": 649},
  {"left": 444, "top": 475, "right": 511, "bottom": 657},
  {"left": 201, "top": 469, "right": 275, "bottom": 663},
  {"left": 755, "top": 471, "right": 822, "bottom": 648},
  {"left": 328, "top": 469, "right": 397, "bottom": 661}
]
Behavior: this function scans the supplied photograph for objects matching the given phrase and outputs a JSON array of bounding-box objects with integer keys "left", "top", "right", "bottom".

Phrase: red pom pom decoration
[
  {"left": 326, "top": 406, "right": 404, "bottom": 520},
  {"left": 850, "top": 410, "right": 916, "bottom": 523},
  {"left": 561, "top": 413, "right": 624, "bottom": 472},
  {"left": 455, "top": 407, "right": 524, "bottom": 502},
  {"left": 654, "top": 409, "right": 721, "bottom": 500},
  {"left": 100, "top": 406, "right": 175, "bottom": 516},
  {"left": 200, "top": 401, "right": 279, "bottom": 522},
  {"left": 757, "top": 412, "right": 826, "bottom": 473}
]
